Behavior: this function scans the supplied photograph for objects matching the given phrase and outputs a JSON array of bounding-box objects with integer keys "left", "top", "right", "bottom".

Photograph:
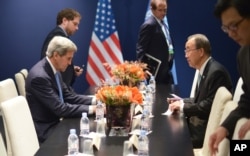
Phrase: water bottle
[
  {"left": 138, "top": 130, "right": 149, "bottom": 156},
  {"left": 140, "top": 110, "right": 150, "bottom": 132},
  {"left": 143, "top": 95, "right": 152, "bottom": 116},
  {"left": 80, "top": 112, "right": 89, "bottom": 136},
  {"left": 96, "top": 100, "right": 104, "bottom": 122},
  {"left": 68, "top": 129, "right": 79, "bottom": 155},
  {"left": 148, "top": 75, "right": 156, "bottom": 93}
]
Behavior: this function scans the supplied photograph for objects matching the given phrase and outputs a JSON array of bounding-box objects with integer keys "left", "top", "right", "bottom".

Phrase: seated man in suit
[
  {"left": 168, "top": 34, "right": 233, "bottom": 148},
  {"left": 26, "top": 36, "right": 96, "bottom": 143},
  {"left": 209, "top": 0, "right": 250, "bottom": 155}
]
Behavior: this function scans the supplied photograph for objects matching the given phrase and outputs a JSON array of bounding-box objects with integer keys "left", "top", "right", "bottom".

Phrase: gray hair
[
  {"left": 187, "top": 34, "right": 211, "bottom": 55},
  {"left": 46, "top": 36, "right": 77, "bottom": 57}
]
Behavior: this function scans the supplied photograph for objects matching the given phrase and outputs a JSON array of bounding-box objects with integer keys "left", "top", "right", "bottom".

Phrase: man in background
[
  {"left": 168, "top": 34, "right": 232, "bottom": 148},
  {"left": 209, "top": 0, "right": 250, "bottom": 155},
  {"left": 41, "top": 8, "right": 83, "bottom": 90},
  {"left": 136, "top": 0, "right": 174, "bottom": 84},
  {"left": 27, "top": 36, "right": 96, "bottom": 143}
]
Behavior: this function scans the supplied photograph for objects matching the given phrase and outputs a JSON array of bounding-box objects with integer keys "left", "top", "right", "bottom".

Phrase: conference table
[{"left": 35, "top": 84, "right": 194, "bottom": 156}]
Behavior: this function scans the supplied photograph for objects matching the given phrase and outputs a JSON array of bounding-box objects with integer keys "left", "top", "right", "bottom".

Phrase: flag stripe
[{"left": 86, "top": 0, "right": 123, "bottom": 86}]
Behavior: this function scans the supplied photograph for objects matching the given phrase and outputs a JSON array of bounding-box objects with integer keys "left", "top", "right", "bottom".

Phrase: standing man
[
  {"left": 136, "top": 0, "right": 174, "bottom": 84},
  {"left": 27, "top": 36, "right": 96, "bottom": 143},
  {"left": 209, "top": 0, "right": 250, "bottom": 155},
  {"left": 41, "top": 8, "right": 83, "bottom": 90},
  {"left": 168, "top": 34, "right": 232, "bottom": 148}
]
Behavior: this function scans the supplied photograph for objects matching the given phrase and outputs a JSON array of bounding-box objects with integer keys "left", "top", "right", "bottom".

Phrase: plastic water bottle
[
  {"left": 96, "top": 100, "right": 104, "bottom": 121},
  {"left": 148, "top": 75, "right": 156, "bottom": 93},
  {"left": 68, "top": 129, "right": 79, "bottom": 155},
  {"left": 138, "top": 130, "right": 149, "bottom": 156},
  {"left": 80, "top": 112, "right": 89, "bottom": 136},
  {"left": 140, "top": 110, "right": 150, "bottom": 132}
]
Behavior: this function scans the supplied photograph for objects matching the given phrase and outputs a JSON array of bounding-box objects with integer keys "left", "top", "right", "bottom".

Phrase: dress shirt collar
[
  {"left": 199, "top": 56, "right": 212, "bottom": 76},
  {"left": 46, "top": 57, "right": 57, "bottom": 75},
  {"left": 58, "top": 25, "right": 68, "bottom": 37},
  {"left": 152, "top": 15, "right": 163, "bottom": 26}
]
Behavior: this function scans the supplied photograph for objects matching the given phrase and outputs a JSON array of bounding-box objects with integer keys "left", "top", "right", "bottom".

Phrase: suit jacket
[
  {"left": 136, "top": 15, "right": 173, "bottom": 84},
  {"left": 40, "top": 26, "right": 76, "bottom": 88},
  {"left": 183, "top": 58, "right": 233, "bottom": 147},
  {"left": 222, "top": 46, "right": 250, "bottom": 138},
  {"left": 26, "top": 58, "right": 93, "bottom": 143}
]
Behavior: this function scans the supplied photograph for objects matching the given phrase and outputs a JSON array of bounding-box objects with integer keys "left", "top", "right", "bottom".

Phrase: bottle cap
[
  {"left": 82, "top": 112, "right": 87, "bottom": 118},
  {"left": 70, "top": 129, "right": 76, "bottom": 134}
]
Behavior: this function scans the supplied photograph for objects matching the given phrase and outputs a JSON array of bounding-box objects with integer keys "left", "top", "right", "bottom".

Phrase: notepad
[{"left": 141, "top": 53, "right": 161, "bottom": 77}]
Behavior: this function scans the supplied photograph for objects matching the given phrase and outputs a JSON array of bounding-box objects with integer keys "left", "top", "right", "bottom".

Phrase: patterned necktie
[{"left": 55, "top": 72, "right": 64, "bottom": 102}]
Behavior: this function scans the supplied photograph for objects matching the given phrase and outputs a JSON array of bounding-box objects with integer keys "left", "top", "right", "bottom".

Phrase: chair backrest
[
  {"left": 200, "top": 86, "right": 232, "bottom": 156},
  {"left": 0, "top": 96, "right": 39, "bottom": 156},
  {"left": 0, "top": 78, "right": 18, "bottom": 103},
  {"left": 190, "top": 70, "right": 199, "bottom": 98},
  {"left": 0, "top": 132, "right": 7, "bottom": 156},
  {"left": 233, "top": 77, "right": 243, "bottom": 103},
  {"left": 216, "top": 100, "right": 238, "bottom": 156},
  {"left": 14, "top": 70, "right": 27, "bottom": 96},
  {"left": 0, "top": 78, "right": 19, "bottom": 156},
  {"left": 20, "top": 69, "right": 28, "bottom": 78}
]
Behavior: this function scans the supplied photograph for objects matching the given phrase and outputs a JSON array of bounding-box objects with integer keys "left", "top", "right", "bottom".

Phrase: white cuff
[{"left": 180, "top": 100, "right": 184, "bottom": 113}]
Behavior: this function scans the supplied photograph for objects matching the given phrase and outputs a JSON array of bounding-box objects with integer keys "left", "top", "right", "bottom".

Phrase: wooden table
[{"left": 35, "top": 84, "right": 194, "bottom": 156}]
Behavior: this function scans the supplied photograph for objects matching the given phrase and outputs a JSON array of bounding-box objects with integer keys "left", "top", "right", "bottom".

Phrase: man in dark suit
[
  {"left": 26, "top": 36, "right": 96, "bottom": 143},
  {"left": 209, "top": 0, "right": 250, "bottom": 154},
  {"left": 136, "top": 0, "right": 174, "bottom": 84},
  {"left": 168, "top": 34, "right": 233, "bottom": 148},
  {"left": 40, "top": 8, "right": 83, "bottom": 90}
]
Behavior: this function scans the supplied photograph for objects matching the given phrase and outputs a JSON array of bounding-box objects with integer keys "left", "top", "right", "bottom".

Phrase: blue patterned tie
[{"left": 55, "top": 72, "right": 64, "bottom": 102}]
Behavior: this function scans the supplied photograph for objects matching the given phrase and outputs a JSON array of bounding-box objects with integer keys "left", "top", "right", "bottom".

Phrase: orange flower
[
  {"left": 111, "top": 61, "right": 147, "bottom": 85},
  {"left": 95, "top": 85, "right": 143, "bottom": 106}
]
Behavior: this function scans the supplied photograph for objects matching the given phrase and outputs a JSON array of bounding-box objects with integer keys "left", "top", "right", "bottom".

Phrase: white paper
[
  {"left": 134, "top": 105, "right": 143, "bottom": 114},
  {"left": 129, "top": 134, "right": 139, "bottom": 149},
  {"left": 79, "top": 132, "right": 101, "bottom": 150},
  {"left": 169, "top": 93, "right": 182, "bottom": 100},
  {"left": 162, "top": 109, "right": 173, "bottom": 116}
]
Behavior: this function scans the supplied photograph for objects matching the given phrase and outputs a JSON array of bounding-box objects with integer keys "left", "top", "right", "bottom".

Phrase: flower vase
[
  {"left": 106, "top": 105, "right": 132, "bottom": 136},
  {"left": 121, "top": 79, "right": 138, "bottom": 88}
]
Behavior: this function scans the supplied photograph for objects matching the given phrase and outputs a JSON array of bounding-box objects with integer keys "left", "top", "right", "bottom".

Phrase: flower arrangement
[
  {"left": 95, "top": 85, "right": 143, "bottom": 106},
  {"left": 110, "top": 61, "right": 148, "bottom": 86}
]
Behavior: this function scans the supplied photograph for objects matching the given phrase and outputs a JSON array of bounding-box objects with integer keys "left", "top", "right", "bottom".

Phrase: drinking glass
[{"left": 123, "top": 140, "right": 134, "bottom": 156}]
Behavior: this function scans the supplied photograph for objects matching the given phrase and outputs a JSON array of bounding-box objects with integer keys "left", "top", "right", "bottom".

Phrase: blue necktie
[
  {"left": 161, "top": 20, "right": 174, "bottom": 55},
  {"left": 55, "top": 72, "right": 64, "bottom": 102}
]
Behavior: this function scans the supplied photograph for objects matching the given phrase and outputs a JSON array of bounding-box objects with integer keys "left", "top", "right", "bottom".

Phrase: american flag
[{"left": 86, "top": 0, "right": 123, "bottom": 86}]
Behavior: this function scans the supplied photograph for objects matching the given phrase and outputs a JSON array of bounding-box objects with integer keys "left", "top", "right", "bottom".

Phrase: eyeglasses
[
  {"left": 184, "top": 48, "right": 199, "bottom": 54},
  {"left": 221, "top": 18, "right": 245, "bottom": 33}
]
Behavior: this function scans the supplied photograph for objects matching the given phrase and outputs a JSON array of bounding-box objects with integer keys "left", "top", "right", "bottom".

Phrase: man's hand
[
  {"left": 238, "top": 119, "right": 250, "bottom": 139},
  {"left": 209, "top": 126, "right": 228, "bottom": 156},
  {"left": 74, "top": 65, "right": 83, "bottom": 77}
]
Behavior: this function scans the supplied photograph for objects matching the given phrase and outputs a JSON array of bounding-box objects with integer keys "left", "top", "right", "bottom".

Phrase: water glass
[
  {"left": 82, "top": 139, "right": 94, "bottom": 155},
  {"left": 96, "top": 120, "right": 106, "bottom": 136},
  {"left": 123, "top": 140, "right": 134, "bottom": 156}
]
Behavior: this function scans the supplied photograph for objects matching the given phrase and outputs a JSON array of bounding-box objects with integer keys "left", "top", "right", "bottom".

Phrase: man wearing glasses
[
  {"left": 209, "top": 0, "right": 250, "bottom": 155},
  {"left": 168, "top": 34, "right": 232, "bottom": 148}
]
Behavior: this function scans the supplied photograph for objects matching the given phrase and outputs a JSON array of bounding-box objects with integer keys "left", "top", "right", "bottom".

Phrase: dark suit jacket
[
  {"left": 183, "top": 58, "right": 233, "bottom": 147},
  {"left": 222, "top": 46, "right": 250, "bottom": 138},
  {"left": 26, "top": 58, "right": 93, "bottom": 143},
  {"left": 136, "top": 15, "right": 173, "bottom": 84},
  {"left": 40, "top": 26, "right": 76, "bottom": 88}
]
